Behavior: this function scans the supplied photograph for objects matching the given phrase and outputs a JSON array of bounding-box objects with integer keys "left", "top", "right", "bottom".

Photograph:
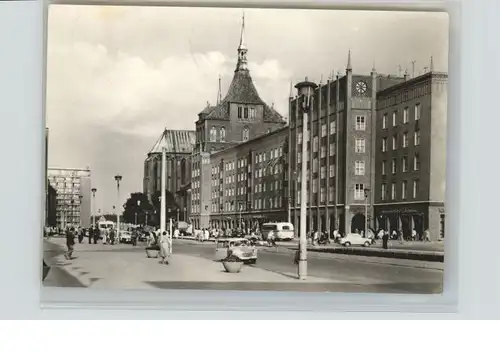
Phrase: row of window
[
  {"left": 209, "top": 127, "right": 227, "bottom": 142},
  {"left": 296, "top": 187, "right": 335, "bottom": 204},
  {"left": 380, "top": 180, "right": 420, "bottom": 200},
  {"left": 381, "top": 154, "right": 420, "bottom": 175},
  {"left": 237, "top": 106, "right": 256, "bottom": 120},
  {"left": 381, "top": 104, "right": 421, "bottom": 129},
  {"left": 297, "top": 120, "right": 337, "bottom": 145},
  {"left": 254, "top": 163, "right": 283, "bottom": 178},
  {"left": 254, "top": 180, "right": 283, "bottom": 193},
  {"left": 381, "top": 130, "right": 421, "bottom": 151},
  {"left": 296, "top": 163, "right": 337, "bottom": 180}
]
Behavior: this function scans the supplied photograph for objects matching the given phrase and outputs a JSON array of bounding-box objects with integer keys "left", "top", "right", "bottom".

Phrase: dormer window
[
  {"left": 250, "top": 108, "right": 256, "bottom": 118},
  {"left": 244, "top": 107, "right": 249, "bottom": 119},
  {"left": 238, "top": 106, "right": 243, "bottom": 119},
  {"left": 210, "top": 127, "right": 216, "bottom": 142}
]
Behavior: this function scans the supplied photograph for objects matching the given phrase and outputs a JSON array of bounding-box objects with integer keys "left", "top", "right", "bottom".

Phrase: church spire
[
  {"left": 346, "top": 50, "right": 352, "bottom": 71},
  {"left": 217, "top": 74, "right": 222, "bottom": 104},
  {"left": 235, "top": 11, "right": 248, "bottom": 72}
]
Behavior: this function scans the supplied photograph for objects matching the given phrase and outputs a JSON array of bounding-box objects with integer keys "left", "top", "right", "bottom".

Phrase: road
[
  {"left": 42, "top": 238, "right": 443, "bottom": 293},
  {"left": 171, "top": 241, "right": 443, "bottom": 294}
]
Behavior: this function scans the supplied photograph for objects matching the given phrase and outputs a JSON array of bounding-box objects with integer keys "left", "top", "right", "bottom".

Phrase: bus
[{"left": 261, "top": 222, "right": 295, "bottom": 241}]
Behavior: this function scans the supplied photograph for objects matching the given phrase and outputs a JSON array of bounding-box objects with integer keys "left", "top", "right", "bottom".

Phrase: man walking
[
  {"left": 65, "top": 227, "right": 75, "bottom": 260},
  {"left": 88, "top": 226, "right": 93, "bottom": 244}
]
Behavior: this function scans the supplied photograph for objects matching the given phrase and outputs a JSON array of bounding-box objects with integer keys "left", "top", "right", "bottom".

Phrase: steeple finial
[
  {"left": 430, "top": 55, "right": 434, "bottom": 72},
  {"left": 235, "top": 11, "right": 248, "bottom": 72},
  {"left": 346, "top": 50, "right": 352, "bottom": 71},
  {"left": 289, "top": 81, "right": 293, "bottom": 99},
  {"left": 320, "top": 74, "right": 323, "bottom": 85},
  {"left": 372, "top": 60, "right": 376, "bottom": 73},
  {"left": 239, "top": 10, "right": 246, "bottom": 50},
  {"left": 217, "top": 74, "right": 222, "bottom": 104}
]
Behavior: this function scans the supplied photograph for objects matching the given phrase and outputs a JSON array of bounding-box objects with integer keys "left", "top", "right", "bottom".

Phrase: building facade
[
  {"left": 190, "top": 127, "right": 289, "bottom": 230},
  {"left": 374, "top": 70, "right": 447, "bottom": 241},
  {"left": 289, "top": 53, "right": 405, "bottom": 235},
  {"left": 46, "top": 182, "right": 57, "bottom": 227},
  {"left": 190, "top": 15, "right": 287, "bottom": 229},
  {"left": 47, "top": 167, "right": 91, "bottom": 229},
  {"left": 143, "top": 129, "right": 196, "bottom": 222}
]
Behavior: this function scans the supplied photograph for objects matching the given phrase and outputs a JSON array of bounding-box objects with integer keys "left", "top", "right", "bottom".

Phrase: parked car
[
  {"left": 214, "top": 238, "right": 258, "bottom": 264},
  {"left": 120, "top": 231, "right": 132, "bottom": 244},
  {"left": 339, "top": 233, "right": 372, "bottom": 247}
]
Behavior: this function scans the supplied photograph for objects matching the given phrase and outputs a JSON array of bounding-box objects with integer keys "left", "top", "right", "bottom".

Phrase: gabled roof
[{"left": 148, "top": 129, "right": 196, "bottom": 155}]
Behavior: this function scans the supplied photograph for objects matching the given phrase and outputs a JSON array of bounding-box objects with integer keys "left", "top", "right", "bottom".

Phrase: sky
[{"left": 46, "top": 5, "right": 449, "bottom": 214}]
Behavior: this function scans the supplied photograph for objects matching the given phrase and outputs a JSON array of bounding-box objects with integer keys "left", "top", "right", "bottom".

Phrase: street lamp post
[
  {"left": 364, "top": 188, "right": 370, "bottom": 237},
  {"left": 114, "top": 175, "right": 122, "bottom": 237},
  {"left": 91, "top": 188, "right": 97, "bottom": 227},
  {"left": 135, "top": 200, "right": 141, "bottom": 226},
  {"left": 177, "top": 208, "right": 180, "bottom": 223},
  {"left": 295, "top": 77, "right": 317, "bottom": 280},
  {"left": 160, "top": 147, "right": 167, "bottom": 242}
]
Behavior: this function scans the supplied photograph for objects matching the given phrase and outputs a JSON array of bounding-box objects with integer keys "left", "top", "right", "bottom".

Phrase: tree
[
  {"left": 122, "top": 192, "right": 155, "bottom": 225},
  {"left": 150, "top": 190, "right": 181, "bottom": 226}
]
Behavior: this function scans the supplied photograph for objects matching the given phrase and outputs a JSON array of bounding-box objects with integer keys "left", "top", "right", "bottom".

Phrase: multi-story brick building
[
  {"left": 143, "top": 129, "right": 195, "bottom": 221},
  {"left": 289, "top": 53, "right": 404, "bottom": 235},
  {"left": 374, "top": 69, "right": 447, "bottom": 240},
  {"left": 190, "top": 15, "right": 287, "bottom": 229},
  {"left": 48, "top": 167, "right": 92, "bottom": 229}
]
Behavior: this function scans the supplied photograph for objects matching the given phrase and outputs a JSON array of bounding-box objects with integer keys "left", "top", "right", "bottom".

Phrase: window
[
  {"left": 381, "top": 183, "right": 387, "bottom": 200},
  {"left": 320, "top": 188, "right": 326, "bottom": 202},
  {"left": 244, "top": 107, "right": 249, "bottom": 119},
  {"left": 392, "top": 135, "right": 397, "bottom": 150},
  {"left": 250, "top": 108, "right": 256, "bottom": 118},
  {"left": 382, "top": 161, "right": 387, "bottom": 175},
  {"left": 321, "top": 124, "right": 327, "bottom": 137},
  {"left": 355, "top": 116, "right": 366, "bottom": 131},
  {"left": 329, "top": 164, "right": 334, "bottom": 177},
  {"left": 279, "top": 146, "right": 283, "bottom": 157},
  {"left": 321, "top": 166, "right": 326, "bottom": 179},
  {"left": 210, "top": 127, "right": 217, "bottom": 142},
  {"left": 382, "top": 137, "right": 388, "bottom": 152},
  {"left": 403, "top": 107, "right": 409, "bottom": 124},
  {"left": 415, "top": 104, "right": 421, "bottom": 120},
  {"left": 313, "top": 158, "right": 318, "bottom": 173},
  {"left": 329, "top": 187, "right": 334, "bottom": 202},
  {"left": 392, "top": 111, "right": 397, "bottom": 126},
  {"left": 313, "top": 136, "right": 318, "bottom": 152},
  {"left": 414, "top": 129, "right": 420, "bottom": 146},
  {"left": 220, "top": 127, "right": 226, "bottom": 142},
  {"left": 355, "top": 138, "right": 366, "bottom": 153},
  {"left": 402, "top": 156, "right": 409, "bottom": 172},
  {"left": 238, "top": 106, "right": 243, "bottom": 119},
  {"left": 297, "top": 153, "right": 301, "bottom": 163},
  {"left": 298, "top": 132, "right": 303, "bottom": 144},
  {"left": 242, "top": 126, "right": 249, "bottom": 141},
  {"left": 382, "top": 114, "right": 388, "bottom": 129},
  {"left": 355, "top": 161, "right": 365, "bottom": 175},
  {"left": 330, "top": 120, "right": 336, "bottom": 134},
  {"left": 402, "top": 181, "right": 408, "bottom": 199},
  {"left": 391, "top": 182, "right": 396, "bottom": 200},
  {"left": 414, "top": 154, "right": 420, "bottom": 171},
  {"left": 354, "top": 184, "right": 365, "bottom": 200},
  {"left": 297, "top": 191, "right": 301, "bottom": 204},
  {"left": 392, "top": 159, "right": 397, "bottom": 174},
  {"left": 320, "top": 146, "right": 326, "bottom": 158},
  {"left": 313, "top": 180, "right": 318, "bottom": 193},
  {"left": 403, "top": 132, "right": 409, "bottom": 148},
  {"left": 413, "top": 179, "right": 419, "bottom": 198},
  {"left": 329, "top": 143, "right": 335, "bottom": 156}
]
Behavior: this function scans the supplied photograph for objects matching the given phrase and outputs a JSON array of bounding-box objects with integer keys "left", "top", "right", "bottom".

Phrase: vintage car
[
  {"left": 119, "top": 231, "right": 132, "bottom": 244},
  {"left": 214, "top": 238, "right": 258, "bottom": 264},
  {"left": 339, "top": 233, "right": 372, "bottom": 247}
]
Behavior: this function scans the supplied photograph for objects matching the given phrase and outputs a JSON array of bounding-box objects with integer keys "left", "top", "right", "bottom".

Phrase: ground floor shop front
[{"left": 373, "top": 202, "right": 445, "bottom": 241}]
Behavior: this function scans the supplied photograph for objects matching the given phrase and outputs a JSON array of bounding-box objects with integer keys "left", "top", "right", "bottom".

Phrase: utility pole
[{"left": 295, "top": 77, "right": 318, "bottom": 280}]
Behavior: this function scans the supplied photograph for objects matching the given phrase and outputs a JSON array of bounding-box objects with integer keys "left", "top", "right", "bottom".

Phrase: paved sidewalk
[{"left": 43, "top": 238, "right": 333, "bottom": 289}]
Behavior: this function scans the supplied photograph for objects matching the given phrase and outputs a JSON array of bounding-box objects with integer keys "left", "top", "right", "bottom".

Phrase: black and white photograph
[{"left": 42, "top": 5, "right": 448, "bottom": 294}]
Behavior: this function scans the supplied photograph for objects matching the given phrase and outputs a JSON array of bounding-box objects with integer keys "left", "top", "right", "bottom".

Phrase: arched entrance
[
  {"left": 413, "top": 214, "right": 424, "bottom": 239},
  {"left": 351, "top": 213, "right": 366, "bottom": 233},
  {"left": 401, "top": 214, "right": 414, "bottom": 240}
]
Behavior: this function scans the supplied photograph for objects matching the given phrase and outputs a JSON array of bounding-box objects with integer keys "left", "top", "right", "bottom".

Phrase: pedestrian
[
  {"left": 131, "top": 229, "right": 138, "bottom": 247},
  {"left": 65, "top": 227, "right": 75, "bottom": 260},
  {"left": 174, "top": 228, "right": 180, "bottom": 239},
  {"left": 382, "top": 230, "right": 389, "bottom": 249},
  {"left": 93, "top": 226, "right": 100, "bottom": 244},
  {"left": 109, "top": 228, "right": 116, "bottom": 245},
  {"left": 411, "top": 228, "right": 417, "bottom": 241},
  {"left": 78, "top": 227, "right": 84, "bottom": 244},
  {"left": 204, "top": 228, "right": 210, "bottom": 242},
  {"left": 88, "top": 226, "right": 93, "bottom": 244},
  {"left": 159, "top": 231, "right": 171, "bottom": 264},
  {"left": 424, "top": 229, "right": 431, "bottom": 242}
]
